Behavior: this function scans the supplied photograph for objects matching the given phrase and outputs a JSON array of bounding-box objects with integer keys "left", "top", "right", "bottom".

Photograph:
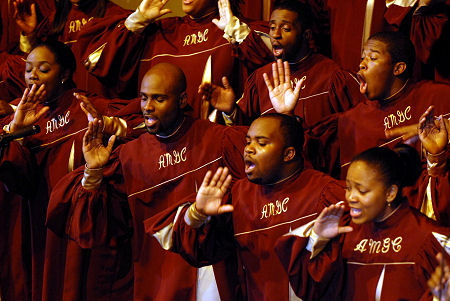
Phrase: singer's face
[{"left": 25, "top": 46, "right": 62, "bottom": 101}]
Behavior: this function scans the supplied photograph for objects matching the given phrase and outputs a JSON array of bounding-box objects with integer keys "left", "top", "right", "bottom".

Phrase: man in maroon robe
[
  {"left": 145, "top": 112, "right": 346, "bottom": 300},
  {"left": 47, "top": 62, "right": 249, "bottom": 300},
  {"left": 308, "top": 0, "right": 449, "bottom": 82},
  {"left": 305, "top": 31, "right": 449, "bottom": 224},
  {"left": 200, "top": 0, "right": 363, "bottom": 129}
]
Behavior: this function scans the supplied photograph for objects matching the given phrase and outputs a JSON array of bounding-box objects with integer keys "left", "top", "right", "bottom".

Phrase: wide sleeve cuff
[
  {"left": 124, "top": 8, "right": 153, "bottom": 34},
  {"left": 223, "top": 16, "right": 250, "bottom": 45},
  {"left": 306, "top": 229, "right": 331, "bottom": 259},
  {"left": 221, "top": 108, "right": 237, "bottom": 126},
  {"left": 426, "top": 148, "right": 448, "bottom": 177},
  {"left": 81, "top": 164, "right": 103, "bottom": 190},
  {"left": 20, "top": 32, "right": 35, "bottom": 54},
  {"left": 184, "top": 203, "right": 210, "bottom": 228},
  {"left": 102, "top": 116, "right": 128, "bottom": 137}
]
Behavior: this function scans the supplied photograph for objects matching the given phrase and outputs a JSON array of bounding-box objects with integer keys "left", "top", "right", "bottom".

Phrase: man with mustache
[
  {"left": 199, "top": 0, "right": 363, "bottom": 129},
  {"left": 48, "top": 62, "right": 249, "bottom": 300},
  {"left": 145, "top": 111, "right": 346, "bottom": 300}
]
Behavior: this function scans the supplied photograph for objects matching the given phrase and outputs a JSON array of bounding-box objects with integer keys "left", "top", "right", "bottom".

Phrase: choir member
[
  {"left": 0, "top": 0, "right": 55, "bottom": 101},
  {"left": 0, "top": 40, "right": 131, "bottom": 301},
  {"left": 275, "top": 146, "right": 449, "bottom": 300},
  {"left": 308, "top": 0, "right": 449, "bottom": 82},
  {"left": 1, "top": 0, "right": 130, "bottom": 100},
  {"left": 306, "top": 31, "right": 449, "bottom": 179},
  {"left": 47, "top": 62, "right": 249, "bottom": 300},
  {"left": 78, "top": 0, "right": 273, "bottom": 118},
  {"left": 145, "top": 112, "right": 346, "bottom": 300},
  {"left": 200, "top": 0, "right": 362, "bottom": 129}
]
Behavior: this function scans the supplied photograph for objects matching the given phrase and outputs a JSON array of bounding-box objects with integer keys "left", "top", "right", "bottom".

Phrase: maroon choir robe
[
  {"left": 0, "top": 88, "right": 132, "bottom": 301},
  {"left": 308, "top": 80, "right": 450, "bottom": 177},
  {"left": 0, "top": 1, "right": 130, "bottom": 102},
  {"left": 0, "top": 141, "right": 37, "bottom": 301},
  {"left": 0, "top": 0, "right": 55, "bottom": 54},
  {"left": 404, "top": 159, "right": 450, "bottom": 227},
  {"left": 310, "top": 0, "right": 448, "bottom": 82},
  {"left": 0, "top": 0, "right": 55, "bottom": 101},
  {"left": 306, "top": 80, "right": 450, "bottom": 225},
  {"left": 80, "top": 12, "right": 273, "bottom": 117},
  {"left": 236, "top": 53, "right": 363, "bottom": 128},
  {"left": 146, "top": 168, "right": 346, "bottom": 300},
  {"left": 47, "top": 117, "right": 248, "bottom": 300},
  {"left": 275, "top": 202, "right": 449, "bottom": 300}
]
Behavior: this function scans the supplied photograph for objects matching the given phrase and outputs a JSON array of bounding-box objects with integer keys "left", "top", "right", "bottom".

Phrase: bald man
[{"left": 47, "top": 63, "right": 248, "bottom": 300}]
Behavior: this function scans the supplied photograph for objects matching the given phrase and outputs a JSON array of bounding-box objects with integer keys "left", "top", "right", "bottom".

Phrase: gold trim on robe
[
  {"left": 86, "top": 42, "right": 107, "bottom": 72},
  {"left": 68, "top": 140, "right": 75, "bottom": 172},
  {"left": 420, "top": 177, "right": 437, "bottom": 220}
]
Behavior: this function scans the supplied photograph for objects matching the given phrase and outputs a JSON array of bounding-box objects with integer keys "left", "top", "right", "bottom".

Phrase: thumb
[
  {"left": 106, "top": 135, "right": 116, "bottom": 153},
  {"left": 338, "top": 226, "right": 353, "bottom": 234},
  {"left": 217, "top": 204, "right": 234, "bottom": 214}
]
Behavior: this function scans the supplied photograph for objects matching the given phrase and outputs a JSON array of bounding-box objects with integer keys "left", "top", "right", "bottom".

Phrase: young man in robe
[
  {"left": 303, "top": 31, "right": 449, "bottom": 225},
  {"left": 145, "top": 111, "right": 347, "bottom": 300},
  {"left": 199, "top": 0, "right": 363, "bottom": 129},
  {"left": 308, "top": 0, "right": 449, "bottom": 82},
  {"left": 47, "top": 62, "right": 249, "bottom": 300}
]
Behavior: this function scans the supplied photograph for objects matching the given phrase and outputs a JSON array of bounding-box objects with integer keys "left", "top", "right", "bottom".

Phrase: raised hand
[
  {"left": 138, "top": 0, "right": 172, "bottom": 22},
  {"left": 198, "top": 76, "right": 236, "bottom": 114},
  {"left": 195, "top": 167, "right": 233, "bottom": 216},
  {"left": 313, "top": 204, "right": 353, "bottom": 239},
  {"left": 263, "top": 59, "right": 304, "bottom": 115},
  {"left": 10, "top": 84, "right": 49, "bottom": 132},
  {"left": 419, "top": 105, "right": 449, "bottom": 155},
  {"left": 13, "top": 0, "right": 37, "bottom": 35},
  {"left": 75, "top": 93, "right": 102, "bottom": 123},
  {"left": 212, "top": 0, "right": 233, "bottom": 31},
  {"left": 83, "top": 119, "right": 116, "bottom": 169}
]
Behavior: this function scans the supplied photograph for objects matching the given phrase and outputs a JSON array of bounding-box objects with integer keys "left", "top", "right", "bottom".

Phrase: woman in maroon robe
[
  {"left": 275, "top": 144, "right": 449, "bottom": 300},
  {"left": 0, "top": 40, "right": 132, "bottom": 301}
]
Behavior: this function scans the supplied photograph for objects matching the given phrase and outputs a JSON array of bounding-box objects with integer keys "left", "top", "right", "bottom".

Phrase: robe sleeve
[
  {"left": 230, "top": 20, "right": 273, "bottom": 74},
  {"left": 144, "top": 193, "right": 236, "bottom": 268},
  {"left": 274, "top": 230, "right": 345, "bottom": 300},
  {"left": 46, "top": 147, "right": 132, "bottom": 248},
  {"left": 406, "top": 158, "right": 450, "bottom": 227},
  {"left": 235, "top": 71, "right": 262, "bottom": 125},
  {"left": 221, "top": 125, "right": 247, "bottom": 182},
  {"left": 304, "top": 113, "right": 341, "bottom": 177},
  {"left": 275, "top": 178, "right": 348, "bottom": 300},
  {"left": 79, "top": 15, "right": 151, "bottom": 98},
  {"left": 410, "top": 3, "right": 449, "bottom": 82},
  {"left": 0, "top": 140, "right": 36, "bottom": 197},
  {"left": 414, "top": 231, "right": 450, "bottom": 300}
]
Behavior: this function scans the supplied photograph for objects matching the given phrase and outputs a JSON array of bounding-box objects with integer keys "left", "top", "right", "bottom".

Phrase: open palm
[
  {"left": 139, "top": 0, "right": 172, "bottom": 22},
  {"left": 195, "top": 167, "right": 233, "bottom": 216},
  {"left": 83, "top": 119, "right": 116, "bottom": 169},
  {"left": 10, "top": 85, "right": 48, "bottom": 132},
  {"left": 313, "top": 204, "right": 353, "bottom": 239},
  {"left": 264, "top": 60, "right": 303, "bottom": 115}
]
